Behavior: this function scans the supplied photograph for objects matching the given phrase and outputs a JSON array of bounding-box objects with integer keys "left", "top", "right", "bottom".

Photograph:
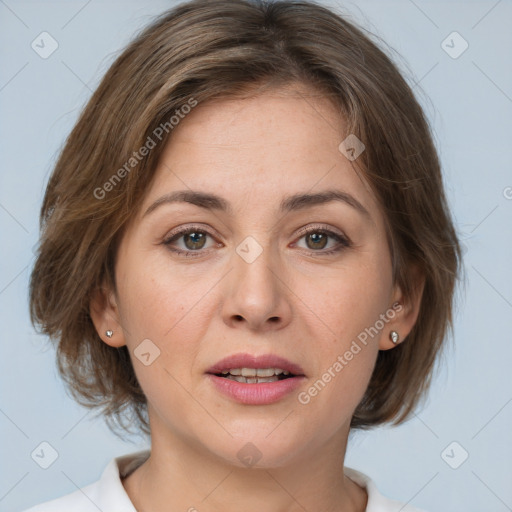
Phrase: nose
[{"left": 221, "top": 242, "right": 293, "bottom": 333}]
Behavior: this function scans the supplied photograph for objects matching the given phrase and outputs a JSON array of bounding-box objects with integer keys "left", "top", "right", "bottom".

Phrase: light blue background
[{"left": 1, "top": 1, "right": 511, "bottom": 511}]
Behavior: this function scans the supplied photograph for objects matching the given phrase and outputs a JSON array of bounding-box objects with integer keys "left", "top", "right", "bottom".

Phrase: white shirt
[{"left": 23, "top": 450, "right": 426, "bottom": 512}]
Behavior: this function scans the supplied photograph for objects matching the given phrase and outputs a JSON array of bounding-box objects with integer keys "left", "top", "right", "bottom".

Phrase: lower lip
[{"left": 207, "top": 374, "right": 305, "bottom": 405}]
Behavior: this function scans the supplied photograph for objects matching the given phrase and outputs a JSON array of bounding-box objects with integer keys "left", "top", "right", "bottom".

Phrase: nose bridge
[
  {"left": 222, "top": 234, "right": 291, "bottom": 331},
  {"left": 233, "top": 235, "right": 280, "bottom": 308}
]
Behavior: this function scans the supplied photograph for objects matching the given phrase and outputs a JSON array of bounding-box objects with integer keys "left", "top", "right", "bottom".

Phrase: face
[{"left": 93, "top": 84, "right": 412, "bottom": 468}]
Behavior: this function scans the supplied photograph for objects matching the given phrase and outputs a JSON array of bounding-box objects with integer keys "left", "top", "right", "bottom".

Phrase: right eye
[{"left": 163, "top": 226, "right": 220, "bottom": 257}]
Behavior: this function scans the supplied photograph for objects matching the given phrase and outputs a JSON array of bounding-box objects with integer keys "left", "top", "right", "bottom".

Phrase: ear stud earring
[
  {"left": 390, "top": 331, "right": 399, "bottom": 344},
  {"left": 105, "top": 330, "right": 113, "bottom": 338}
]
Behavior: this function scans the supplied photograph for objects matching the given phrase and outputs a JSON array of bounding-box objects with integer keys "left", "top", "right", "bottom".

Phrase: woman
[{"left": 26, "top": 0, "right": 461, "bottom": 510}]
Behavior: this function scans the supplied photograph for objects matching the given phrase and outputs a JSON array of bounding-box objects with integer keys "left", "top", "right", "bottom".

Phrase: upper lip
[{"left": 206, "top": 353, "right": 306, "bottom": 376}]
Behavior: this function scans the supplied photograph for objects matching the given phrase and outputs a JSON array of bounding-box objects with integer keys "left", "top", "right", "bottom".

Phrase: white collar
[{"left": 26, "top": 449, "right": 426, "bottom": 511}]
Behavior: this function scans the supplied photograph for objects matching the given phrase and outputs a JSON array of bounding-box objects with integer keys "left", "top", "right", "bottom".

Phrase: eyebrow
[{"left": 143, "top": 189, "right": 370, "bottom": 218}]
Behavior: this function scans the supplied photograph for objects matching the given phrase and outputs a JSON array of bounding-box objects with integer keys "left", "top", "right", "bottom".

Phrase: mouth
[
  {"left": 206, "top": 353, "right": 305, "bottom": 380},
  {"left": 205, "top": 353, "right": 306, "bottom": 405}
]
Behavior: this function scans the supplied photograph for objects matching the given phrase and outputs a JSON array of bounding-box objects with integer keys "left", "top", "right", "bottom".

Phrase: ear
[
  {"left": 89, "top": 284, "right": 126, "bottom": 348},
  {"left": 379, "top": 265, "right": 425, "bottom": 351}
]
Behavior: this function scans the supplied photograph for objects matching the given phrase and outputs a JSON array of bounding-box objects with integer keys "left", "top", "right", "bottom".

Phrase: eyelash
[{"left": 162, "top": 224, "right": 351, "bottom": 258}]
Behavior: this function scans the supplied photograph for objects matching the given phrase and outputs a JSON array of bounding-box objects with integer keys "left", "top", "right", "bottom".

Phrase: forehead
[{"left": 139, "top": 86, "right": 381, "bottom": 221}]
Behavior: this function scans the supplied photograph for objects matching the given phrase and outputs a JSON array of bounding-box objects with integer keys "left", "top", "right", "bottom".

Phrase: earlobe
[
  {"left": 379, "top": 267, "right": 425, "bottom": 351},
  {"left": 89, "top": 285, "right": 126, "bottom": 348}
]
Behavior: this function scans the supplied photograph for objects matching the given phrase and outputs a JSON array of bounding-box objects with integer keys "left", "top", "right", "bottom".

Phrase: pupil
[
  {"left": 185, "top": 232, "right": 205, "bottom": 250},
  {"left": 307, "top": 232, "right": 327, "bottom": 250}
]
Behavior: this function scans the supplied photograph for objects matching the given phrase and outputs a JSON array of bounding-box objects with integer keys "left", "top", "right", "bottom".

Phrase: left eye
[{"left": 294, "top": 228, "right": 349, "bottom": 252}]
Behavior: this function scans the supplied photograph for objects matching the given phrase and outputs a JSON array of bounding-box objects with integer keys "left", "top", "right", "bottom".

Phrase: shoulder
[
  {"left": 345, "top": 467, "right": 429, "bottom": 512},
  {"left": 21, "top": 450, "right": 150, "bottom": 512}
]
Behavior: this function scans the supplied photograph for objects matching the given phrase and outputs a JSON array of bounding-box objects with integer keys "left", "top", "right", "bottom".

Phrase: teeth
[
  {"left": 224, "top": 375, "right": 280, "bottom": 384},
  {"left": 256, "top": 377, "right": 279, "bottom": 383},
  {"left": 220, "top": 367, "right": 289, "bottom": 377}
]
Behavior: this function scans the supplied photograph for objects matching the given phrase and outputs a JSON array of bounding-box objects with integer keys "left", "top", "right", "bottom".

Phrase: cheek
[
  {"left": 300, "top": 247, "right": 393, "bottom": 347},
  {"left": 116, "top": 252, "right": 222, "bottom": 384},
  {"left": 117, "top": 252, "right": 212, "bottom": 338},
  {"left": 295, "top": 287, "right": 382, "bottom": 442},
  {"left": 293, "top": 244, "right": 392, "bottom": 427},
  {"left": 115, "top": 255, "right": 217, "bottom": 421}
]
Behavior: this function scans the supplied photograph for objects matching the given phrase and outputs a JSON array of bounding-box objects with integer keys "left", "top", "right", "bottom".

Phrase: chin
[{"left": 203, "top": 427, "right": 310, "bottom": 470}]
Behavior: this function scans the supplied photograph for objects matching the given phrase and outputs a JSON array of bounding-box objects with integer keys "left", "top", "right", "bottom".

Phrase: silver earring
[
  {"left": 390, "top": 331, "right": 399, "bottom": 344},
  {"left": 105, "top": 330, "right": 113, "bottom": 338}
]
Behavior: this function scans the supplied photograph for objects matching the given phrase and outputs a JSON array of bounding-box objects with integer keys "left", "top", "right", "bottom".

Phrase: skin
[{"left": 90, "top": 83, "right": 423, "bottom": 512}]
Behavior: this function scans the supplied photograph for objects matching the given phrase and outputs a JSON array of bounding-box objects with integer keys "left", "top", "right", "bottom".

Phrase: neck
[{"left": 123, "top": 420, "right": 367, "bottom": 512}]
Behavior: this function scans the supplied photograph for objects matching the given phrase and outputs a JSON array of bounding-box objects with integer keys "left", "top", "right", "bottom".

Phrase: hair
[{"left": 29, "top": 0, "right": 461, "bottom": 437}]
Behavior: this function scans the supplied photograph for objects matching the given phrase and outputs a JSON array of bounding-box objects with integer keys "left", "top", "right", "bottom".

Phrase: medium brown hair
[{"left": 29, "top": 0, "right": 461, "bottom": 436}]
